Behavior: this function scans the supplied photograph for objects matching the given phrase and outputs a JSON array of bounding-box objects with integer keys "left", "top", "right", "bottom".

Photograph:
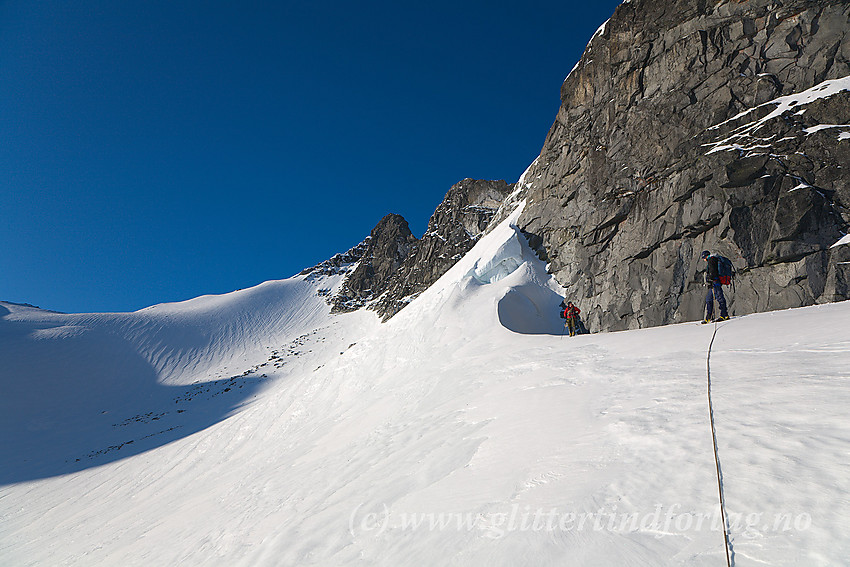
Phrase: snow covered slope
[
  {"left": 2, "top": 209, "right": 850, "bottom": 566},
  {"left": 0, "top": 268, "right": 377, "bottom": 485}
]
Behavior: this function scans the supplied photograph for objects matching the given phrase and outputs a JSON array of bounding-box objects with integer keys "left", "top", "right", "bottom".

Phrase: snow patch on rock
[
  {"left": 705, "top": 75, "right": 850, "bottom": 155},
  {"left": 831, "top": 234, "right": 850, "bottom": 249}
]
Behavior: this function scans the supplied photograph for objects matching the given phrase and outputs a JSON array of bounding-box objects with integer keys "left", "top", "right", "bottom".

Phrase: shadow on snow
[
  {"left": 496, "top": 281, "right": 578, "bottom": 336},
  {"left": 0, "top": 314, "right": 267, "bottom": 485}
]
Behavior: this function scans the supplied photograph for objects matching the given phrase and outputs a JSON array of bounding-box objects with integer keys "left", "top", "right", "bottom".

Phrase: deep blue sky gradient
[{"left": 1, "top": 0, "right": 621, "bottom": 313}]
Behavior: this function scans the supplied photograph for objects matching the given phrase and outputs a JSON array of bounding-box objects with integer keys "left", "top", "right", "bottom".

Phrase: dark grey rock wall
[{"left": 517, "top": 0, "right": 850, "bottom": 332}]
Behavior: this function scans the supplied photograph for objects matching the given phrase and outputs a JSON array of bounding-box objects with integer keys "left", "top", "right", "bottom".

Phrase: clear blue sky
[{"left": 1, "top": 0, "right": 620, "bottom": 313}]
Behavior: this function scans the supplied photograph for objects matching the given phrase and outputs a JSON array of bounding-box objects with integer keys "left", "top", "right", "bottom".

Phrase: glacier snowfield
[{"left": 2, "top": 211, "right": 849, "bottom": 566}]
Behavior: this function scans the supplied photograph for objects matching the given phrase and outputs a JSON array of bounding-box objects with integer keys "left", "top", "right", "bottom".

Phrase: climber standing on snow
[
  {"left": 560, "top": 300, "right": 581, "bottom": 337},
  {"left": 702, "top": 250, "right": 730, "bottom": 323}
]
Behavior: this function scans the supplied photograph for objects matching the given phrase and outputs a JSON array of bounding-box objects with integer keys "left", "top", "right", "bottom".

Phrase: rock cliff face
[
  {"left": 325, "top": 179, "right": 514, "bottom": 318},
  {"left": 517, "top": 0, "right": 850, "bottom": 331}
]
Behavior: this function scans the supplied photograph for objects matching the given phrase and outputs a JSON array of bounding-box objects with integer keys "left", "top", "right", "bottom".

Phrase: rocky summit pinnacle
[
  {"left": 374, "top": 178, "right": 514, "bottom": 320},
  {"left": 330, "top": 213, "right": 417, "bottom": 314},
  {"left": 326, "top": 179, "right": 514, "bottom": 319}
]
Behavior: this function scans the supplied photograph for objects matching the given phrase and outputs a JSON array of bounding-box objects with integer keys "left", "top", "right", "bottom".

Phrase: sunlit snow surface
[
  {"left": 2, "top": 207, "right": 849, "bottom": 566},
  {"left": 831, "top": 233, "right": 850, "bottom": 249}
]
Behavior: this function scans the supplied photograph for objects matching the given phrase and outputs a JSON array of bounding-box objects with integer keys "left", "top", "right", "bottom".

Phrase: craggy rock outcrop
[
  {"left": 331, "top": 214, "right": 417, "bottom": 313},
  {"left": 299, "top": 240, "right": 370, "bottom": 281},
  {"left": 517, "top": 0, "right": 850, "bottom": 332},
  {"left": 374, "top": 178, "right": 514, "bottom": 319},
  {"left": 325, "top": 179, "right": 513, "bottom": 318}
]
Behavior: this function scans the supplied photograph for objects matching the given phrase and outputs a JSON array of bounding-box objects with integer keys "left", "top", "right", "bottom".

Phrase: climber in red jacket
[{"left": 560, "top": 301, "right": 581, "bottom": 337}]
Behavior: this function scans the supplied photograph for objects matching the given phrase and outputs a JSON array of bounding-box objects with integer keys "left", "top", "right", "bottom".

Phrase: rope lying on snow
[{"left": 707, "top": 320, "right": 733, "bottom": 567}]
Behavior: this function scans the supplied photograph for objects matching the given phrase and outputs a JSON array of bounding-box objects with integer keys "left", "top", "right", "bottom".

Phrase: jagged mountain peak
[{"left": 323, "top": 179, "right": 515, "bottom": 320}]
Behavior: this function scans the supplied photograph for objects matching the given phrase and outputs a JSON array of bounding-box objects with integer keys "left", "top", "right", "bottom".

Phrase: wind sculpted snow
[
  {"left": 0, "top": 308, "right": 264, "bottom": 484},
  {"left": 0, "top": 273, "right": 353, "bottom": 484}
]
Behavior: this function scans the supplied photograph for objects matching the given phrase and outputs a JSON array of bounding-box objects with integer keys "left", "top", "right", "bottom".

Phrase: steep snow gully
[{"left": 3, "top": 206, "right": 850, "bottom": 566}]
